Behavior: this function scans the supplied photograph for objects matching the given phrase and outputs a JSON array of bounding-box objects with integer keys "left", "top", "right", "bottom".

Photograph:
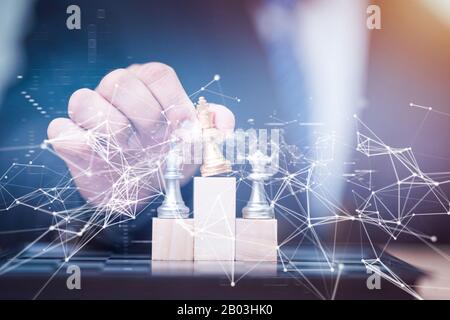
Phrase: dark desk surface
[
  {"left": 0, "top": 244, "right": 424, "bottom": 300},
  {"left": 388, "top": 244, "right": 450, "bottom": 300}
]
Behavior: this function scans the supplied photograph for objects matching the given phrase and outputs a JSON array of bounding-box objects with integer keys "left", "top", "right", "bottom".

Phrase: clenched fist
[{"left": 47, "top": 62, "right": 235, "bottom": 208}]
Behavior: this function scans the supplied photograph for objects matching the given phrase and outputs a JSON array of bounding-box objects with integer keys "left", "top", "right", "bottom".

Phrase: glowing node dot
[
  {"left": 431, "top": 236, "right": 438, "bottom": 243},
  {"left": 230, "top": 282, "right": 235, "bottom": 287},
  {"left": 214, "top": 74, "right": 221, "bottom": 81},
  {"left": 49, "top": 226, "right": 55, "bottom": 231}
]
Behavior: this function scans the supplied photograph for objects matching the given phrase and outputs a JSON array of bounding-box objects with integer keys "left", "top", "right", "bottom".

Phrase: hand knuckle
[
  {"left": 141, "top": 62, "right": 175, "bottom": 84},
  {"left": 99, "top": 68, "right": 133, "bottom": 91},
  {"left": 68, "top": 88, "right": 93, "bottom": 116}
]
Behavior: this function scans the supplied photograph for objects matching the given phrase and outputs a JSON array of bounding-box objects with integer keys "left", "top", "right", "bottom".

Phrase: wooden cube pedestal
[
  {"left": 194, "top": 177, "right": 236, "bottom": 261},
  {"left": 235, "top": 218, "right": 278, "bottom": 262},
  {"left": 151, "top": 218, "right": 194, "bottom": 261}
]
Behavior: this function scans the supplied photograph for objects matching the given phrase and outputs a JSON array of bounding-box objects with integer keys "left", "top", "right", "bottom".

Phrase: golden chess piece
[{"left": 197, "top": 97, "right": 232, "bottom": 177}]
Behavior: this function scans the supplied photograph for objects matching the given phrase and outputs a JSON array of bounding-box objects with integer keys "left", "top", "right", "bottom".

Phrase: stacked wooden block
[{"left": 152, "top": 177, "right": 278, "bottom": 262}]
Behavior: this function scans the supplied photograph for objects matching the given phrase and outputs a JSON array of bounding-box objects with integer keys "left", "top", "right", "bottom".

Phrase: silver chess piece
[
  {"left": 242, "top": 150, "right": 275, "bottom": 219},
  {"left": 157, "top": 142, "right": 190, "bottom": 219}
]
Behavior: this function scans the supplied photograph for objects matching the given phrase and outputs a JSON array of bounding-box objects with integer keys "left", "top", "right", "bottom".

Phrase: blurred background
[{"left": 0, "top": 0, "right": 449, "bottom": 253}]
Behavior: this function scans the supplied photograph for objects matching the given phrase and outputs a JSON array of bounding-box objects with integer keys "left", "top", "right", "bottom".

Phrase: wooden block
[
  {"left": 236, "top": 261, "right": 277, "bottom": 276},
  {"left": 193, "top": 261, "right": 234, "bottom": 276},
  {"left": 193, "top": 261, "right": 277, "bottom": 277},
  {"left": 194, "top": 177, "right": 236, "bottom": 261},
  {"left": 151, "top": 218, "right": 194, "bottom": 261},
  {"left": 235, "top": 218, "right": 278, "bottom": 262},
  {"left": 151, "top": 261, "right": 194, "bottom": 276}
]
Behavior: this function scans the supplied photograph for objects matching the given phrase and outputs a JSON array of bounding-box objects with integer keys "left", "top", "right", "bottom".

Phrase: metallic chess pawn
[
  {"left": 197, "top": 97, "right": 232, "bottom": 177},
  {"left": 157, "top": 142, "right": 190, "bottom": 219},
  {"left": 242, "top": 150, "right": 275, "bottom": 219}
]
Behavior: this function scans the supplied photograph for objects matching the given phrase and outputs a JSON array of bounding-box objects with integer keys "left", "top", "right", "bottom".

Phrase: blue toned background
[{"left": 1, "top": 0, "right": 450, "bottom": 253}]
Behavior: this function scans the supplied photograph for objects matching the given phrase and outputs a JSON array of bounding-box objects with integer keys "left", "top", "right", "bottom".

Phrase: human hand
[{"left": 47, "top": 62, "right": 235, "bottom": 207}]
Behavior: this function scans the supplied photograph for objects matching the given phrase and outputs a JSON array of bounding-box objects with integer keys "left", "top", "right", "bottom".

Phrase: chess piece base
[
  {"left": 235, "top": 218, "right": 278, "bottom": 262},
  {"left": 152, "top": 218, "right": 194, "bottom": 261},
  {"left": 242, "top": 205, "right": 274, "bottom": 219},
  {"left": 157, "top": 204, "right": 190, "bottom": 219},
  {"left": 194, "top": 177, "right": 236, "bottom": 261},
  {"left": 200, "top": 162, "right": 232, "bottom": 177}
]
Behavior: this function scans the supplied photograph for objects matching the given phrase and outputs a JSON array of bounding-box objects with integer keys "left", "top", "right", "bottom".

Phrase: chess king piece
[
  {"left": 197, "top": 97, "right": 232, "bottom": 177},
  {"left": 157, "top": 141, "right": 190, "bottom": 219},
  {"left": 242, "top": 150, "right": 275, "bottom": 219}
]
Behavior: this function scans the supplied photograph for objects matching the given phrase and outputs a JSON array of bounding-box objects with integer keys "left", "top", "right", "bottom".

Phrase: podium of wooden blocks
[
  {"left": 194, "top": 177, "right": 236, "bottom": 261},
  {"left": 151, "top": 98, "right": 279, "bottom": 265}
]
